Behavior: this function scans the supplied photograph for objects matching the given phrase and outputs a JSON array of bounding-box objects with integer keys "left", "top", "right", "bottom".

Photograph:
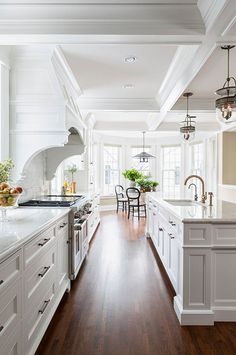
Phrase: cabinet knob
[
  {"left": 0, "top": 280, "right": 4, "bottom": 285},
  {"left": 0, "top": 325, "right": 4, "bottom": 332},
  {"left": 159, "top": 228, "right": 163, "bottom": 231},
  {"left": 169, "top": 233, "right": 175, "bottom": 239},
  {"left": 169, "top": 221, "right": 176, "bottom": 226}
]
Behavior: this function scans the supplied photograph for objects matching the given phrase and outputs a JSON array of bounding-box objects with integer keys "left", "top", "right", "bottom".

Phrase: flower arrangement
[
  {"left": 66, "top": 163, "right": 78, "bottom": 181},
  {"left": 0, "top": 159, "right": 14, "bottom": 183}
]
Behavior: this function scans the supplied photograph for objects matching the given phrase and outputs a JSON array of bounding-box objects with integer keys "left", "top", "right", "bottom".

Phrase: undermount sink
[{"left": 164, "top": 199, "right": 196, "bottom": 206}]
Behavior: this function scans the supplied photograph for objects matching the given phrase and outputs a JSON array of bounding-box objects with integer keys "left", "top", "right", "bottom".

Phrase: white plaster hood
[{"left": 45, "top": 127, "right": 85, "bottom": 180}]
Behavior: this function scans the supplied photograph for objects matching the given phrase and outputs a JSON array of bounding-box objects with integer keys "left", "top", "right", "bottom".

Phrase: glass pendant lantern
[
  {"left": 179, "top": 92, "right": 196, "bottom": 143},
  {"left": 215, "top": 45, "right": 236, "bottom": 124},
  {"left": 133, "top": 131, "right": 155, "bottom": 162}
]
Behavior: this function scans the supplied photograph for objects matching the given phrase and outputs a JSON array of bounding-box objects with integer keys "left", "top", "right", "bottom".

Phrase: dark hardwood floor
[{"left": 36, "top": 211, "right": 236, "bottom": 355}]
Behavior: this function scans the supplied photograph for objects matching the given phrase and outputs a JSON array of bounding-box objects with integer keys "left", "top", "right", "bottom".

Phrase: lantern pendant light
[
  {"left": 215, "top": 45, "right": 236, "bottom": 124},
  {"left": 133, "top": 131, "right": 155, "bottom": 163},
  {"left": 179, "top": 92, "right": 196, "bottom": 142}
]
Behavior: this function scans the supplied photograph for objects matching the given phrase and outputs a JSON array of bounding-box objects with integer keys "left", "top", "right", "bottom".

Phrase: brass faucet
[{"left": 184, "top": 175, "right": 207, "bottom": 203}]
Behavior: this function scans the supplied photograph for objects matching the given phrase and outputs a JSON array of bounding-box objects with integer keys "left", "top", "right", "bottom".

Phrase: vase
[{"left": 72, "top": 181, "right": 77, "bottom": 194}]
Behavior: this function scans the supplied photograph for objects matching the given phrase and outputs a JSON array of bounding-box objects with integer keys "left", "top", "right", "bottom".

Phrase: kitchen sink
[{"left": 164, "top": 199, "right": 196, "bottom": 206}]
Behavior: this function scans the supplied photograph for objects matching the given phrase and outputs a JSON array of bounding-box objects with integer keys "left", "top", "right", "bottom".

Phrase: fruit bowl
[{"left": 0, "top": 183, "right": 23, "bottom": 222}]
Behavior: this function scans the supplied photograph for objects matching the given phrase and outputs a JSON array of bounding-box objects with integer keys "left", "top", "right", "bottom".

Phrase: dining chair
[
  {"left": 115, "top": 185, "right": 128, "bottom": 213},
  {"left": 126, "top": 187, "right": 146, "bottom": 220}
]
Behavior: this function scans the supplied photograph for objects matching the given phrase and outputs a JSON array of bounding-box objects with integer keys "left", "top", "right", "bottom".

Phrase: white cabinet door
[
  {"left": 162, "top": 229, "right": 169, "bottom": 267},
  {"left": 147, "top": 203, "right": 154, "bottom": 238},
  {"left": 168, "top": 233, "right": 179, "bottom": 292},
  {"left": 57, "top": 229, "right": 69, "bottom": 290}
]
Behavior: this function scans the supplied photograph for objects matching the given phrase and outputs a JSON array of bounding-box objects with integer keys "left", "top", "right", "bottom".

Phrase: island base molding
[{"left": 174, "top": 297, "right": 236, "bottom": 325}]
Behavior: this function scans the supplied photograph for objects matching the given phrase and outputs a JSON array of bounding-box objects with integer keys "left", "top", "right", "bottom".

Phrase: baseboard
[
  {"left": 213, "top": 307, "right": 236, "bottom": 321},
  {"left": 174, "top": 296, "right": 214, "bottom": 325}
]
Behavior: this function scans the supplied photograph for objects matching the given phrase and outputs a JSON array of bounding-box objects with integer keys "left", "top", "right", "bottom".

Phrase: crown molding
[
  {"left": 0, "top": 3, "right": 205, "bottom": 36},
  {"left": 198, "top": 0, "right": 228, "bottom": 32}
]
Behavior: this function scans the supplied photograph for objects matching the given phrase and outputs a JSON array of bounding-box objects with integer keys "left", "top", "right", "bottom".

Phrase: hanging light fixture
[
  {"left": 215, "top": 45, "right": 236, "bottom": 123},
  {"left": 133, "top": 131, "right": 155, "bottom": 163},
  {"left": 179, "top": 92, "right": 196, "bottom": 142}
]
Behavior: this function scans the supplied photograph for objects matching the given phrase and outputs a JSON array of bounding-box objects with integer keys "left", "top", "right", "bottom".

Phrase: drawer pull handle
[
  {"left": 159, "top": 228, "right": 163, "bottom": 232},
  {"left": 38, "top": 266, "right": 50, "bottom": 278},
  {"left": 169, "top": 233, "right": 175, "bottom": 239},
  {"left": 169, "top": 221, "right": 176, "bottom": 226},
  {"left": 38, "top": 299, "right": 50, "bottom": 314},
  {"left": 38, "top": 238, "right": 50, "bottom": 247},
  {"left": 0, "top": 325, "right": 3, "bottom": 332},
  {"left": 0, "top": 280, "right": 4, "bottom": 285}
]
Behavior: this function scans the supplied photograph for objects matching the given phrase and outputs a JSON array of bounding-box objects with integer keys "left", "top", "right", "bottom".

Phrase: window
[
  {"left": 103, "top": 145, "right": 120, "bottom": 195},
  {"left": 191, "top": 143, "right": 203, "bottom": 176},
  {"left": 131, "top": 146, "right": 151, "bottom": 176},
  {"left": 190, "top": 142, "right": 204, "bottom": 195},
  {"left": 161, "top": 146, "right": 181, "bottom": 198}
]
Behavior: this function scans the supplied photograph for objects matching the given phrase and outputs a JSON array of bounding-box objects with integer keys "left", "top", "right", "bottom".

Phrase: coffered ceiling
[{"left": 1, "top": 0, "right": 236, "bottom": 137}]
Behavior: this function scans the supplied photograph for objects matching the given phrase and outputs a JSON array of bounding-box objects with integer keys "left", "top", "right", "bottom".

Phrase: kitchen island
[
  {"left": 146, "top": 193, "right": 236, "bottom": 325},
  {"left": 0, "top": 207, "right": 70, "bottom": 355}
]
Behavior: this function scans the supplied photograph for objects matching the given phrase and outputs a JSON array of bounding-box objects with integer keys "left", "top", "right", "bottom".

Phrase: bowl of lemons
[{"left": 0, "top": 183, "right": 23, "bottom": 222}]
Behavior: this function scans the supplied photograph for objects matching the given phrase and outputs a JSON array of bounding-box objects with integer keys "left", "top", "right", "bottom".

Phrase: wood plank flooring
[{"left": 36, "top": 211, "right": 236, "bottom": 355}]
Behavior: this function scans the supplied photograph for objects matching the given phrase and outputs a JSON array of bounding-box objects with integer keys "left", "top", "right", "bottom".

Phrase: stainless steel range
[
  {"left": 20, "top": 194, "right": 92, "bottom": 280},
  {"left": 19, "top": 194, "right": 85, "bottom": 207}
]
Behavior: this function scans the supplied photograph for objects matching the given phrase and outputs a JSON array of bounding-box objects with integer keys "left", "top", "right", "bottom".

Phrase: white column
[{"left": 0, "top": 55, "right": 10, "bottom": 160}]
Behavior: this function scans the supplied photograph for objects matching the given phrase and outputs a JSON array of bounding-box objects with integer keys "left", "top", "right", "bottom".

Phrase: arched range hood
[{"left": 45, "top": 127, "right": 85, "bottom": 180}]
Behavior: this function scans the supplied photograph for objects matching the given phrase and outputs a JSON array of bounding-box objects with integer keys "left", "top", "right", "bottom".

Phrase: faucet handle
[
  {"left": 208, "top": 192, "right": 214, "bottom": 206},
  {"left": 201, "top": 192, "right": 208, "bottom": 203}
]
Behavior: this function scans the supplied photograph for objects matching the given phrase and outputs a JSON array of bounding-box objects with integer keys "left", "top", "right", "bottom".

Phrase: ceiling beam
[{"left": 149, "top": 0, "right": 236, "bottom": 131}]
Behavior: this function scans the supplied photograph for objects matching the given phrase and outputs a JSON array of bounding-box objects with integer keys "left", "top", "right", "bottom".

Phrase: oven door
[{"left": 71, "top": 219, "right": 87, "bottom": 280}]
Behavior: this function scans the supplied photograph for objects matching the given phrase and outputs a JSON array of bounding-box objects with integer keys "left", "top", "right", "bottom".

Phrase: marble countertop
[
  {"left": 0, "top": 207, "right": 70, "bottom": 262},
  {"left": 149, "top": 193, "right": 236, "bottom": 223}
]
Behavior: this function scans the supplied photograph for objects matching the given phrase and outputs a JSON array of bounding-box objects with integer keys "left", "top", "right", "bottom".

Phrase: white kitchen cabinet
[
  {"left": 56, "top": 216, "right": 69, "bottom": 290},
  {"left": 0, "top": 212, "right": 70, "bottom": 355},
  {"left": 0, "top": 279, "right": 22, "bottom": 352},
  {"left": 167, "top": 232, "right": 179, "bottom": 292}
]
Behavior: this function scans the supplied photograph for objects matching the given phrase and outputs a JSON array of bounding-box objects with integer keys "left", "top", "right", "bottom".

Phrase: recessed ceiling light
[
  {"left": 124, "top": 56, "right": 137, "bottom": 63},
  {"left": 123, "top": 84, "right": 135, "bottom": 89}
]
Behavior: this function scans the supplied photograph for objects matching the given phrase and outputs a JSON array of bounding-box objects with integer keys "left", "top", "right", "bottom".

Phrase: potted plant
[
  {"left": 122, "top": 169, "right": 143, "bottom": 187},
  {"left": 136, "top": 177, "right": 153, "bottom": 192},
  {"left": 151, "top": 181, "right": 159, "bottom": 192},
  {"left": 136, "top": 177, "right": 159, "bottom": 192}
]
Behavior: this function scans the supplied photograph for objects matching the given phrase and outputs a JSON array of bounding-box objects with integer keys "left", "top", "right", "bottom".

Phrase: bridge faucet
[
  {"left": 188, "top": 183, "right": 198, "bottom": 201},
  {"left": 184, "top": 175, "right": 207, "bottom": 203}
]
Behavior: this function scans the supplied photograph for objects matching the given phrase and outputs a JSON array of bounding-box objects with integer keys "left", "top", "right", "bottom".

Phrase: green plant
[
  {"left": 136, "top": 177, "right": 159, "bottom": 192},
  {"left": 66, "top": 163, "right": 78, "bottom": 181},
  {"left": 122, "top": 169, "right": 143, "bottom": 182},
  {"left": 136, "top": 177, "right": 153, "bottom": 192},
  {"left": 151, "top": 181, "right": 159, "bottom": 192},
  {"left": 0, "top": 159, "right": 14, "bottom": 183}
]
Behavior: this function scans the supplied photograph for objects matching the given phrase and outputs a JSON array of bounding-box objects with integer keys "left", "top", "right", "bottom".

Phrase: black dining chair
[
  {"left": 126, "top": 187, "right": 146, "bottom": 220},
  {"left": 115, "top": 185, "right": 128, "bottom": 213}
]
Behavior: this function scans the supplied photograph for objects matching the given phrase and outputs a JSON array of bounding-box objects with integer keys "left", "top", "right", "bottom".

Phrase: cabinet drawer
[
  {"left": 0, "top": 279, "right": 22, "bottom": 350},
  {"left": 0, "top": 250, "right": 22, "bottom": 295},
  {"left": 56, "top": 216, "right": 68, "bottom": 235},
  {"left": 24, "top": 226, "right": 56, "bottom": 269},
  {"left": 24, "top": 243, "right": 56, "bottom": 311},
  {"left": 24, "top": 277, "right": 56, "bottom": 355},
  {"left": 1, "top": 325, "right": 22, "bottom": 355}
]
